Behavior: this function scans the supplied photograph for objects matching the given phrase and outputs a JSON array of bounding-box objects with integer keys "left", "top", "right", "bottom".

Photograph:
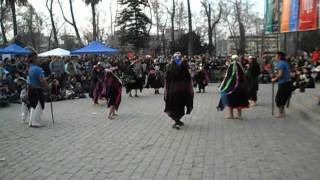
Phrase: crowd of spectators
[{"left": 0, "top": 53, "right": 319, "bottom": 107}]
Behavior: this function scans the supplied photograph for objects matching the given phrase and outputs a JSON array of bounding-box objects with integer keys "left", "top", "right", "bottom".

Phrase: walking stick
[
  {"left": 272, "top": 82, "right": 275, "bottom": 115},
  {"left": 286, "top": 94, "right": 291, "bottom": 108},
  {"left": 50, "top": 92, "right": 54, "bottom": 124}
]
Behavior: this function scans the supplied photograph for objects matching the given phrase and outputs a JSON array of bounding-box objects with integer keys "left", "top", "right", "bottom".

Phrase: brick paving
[{"left": 1, "top": 84, "right": 320, "bottom": 180}]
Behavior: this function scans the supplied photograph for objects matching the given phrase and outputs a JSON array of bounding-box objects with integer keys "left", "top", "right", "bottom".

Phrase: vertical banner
[
  {"left": 265, "top": 0, "right": 274, "bottom": 33},
  {"left": 281, "top": 0, "right": 291, "bottom": 32},
  {"left": 318, "top": 0, "right": 320, "bottom": 28},
  {"left": 289, "top": 0, "right": 300, "bottom": 31},
  {"left": 298, "top": 0, "right": 318, "bottom": 31},
  {"left": 272, "top": 0, "right": 281, "bottom": 32}
]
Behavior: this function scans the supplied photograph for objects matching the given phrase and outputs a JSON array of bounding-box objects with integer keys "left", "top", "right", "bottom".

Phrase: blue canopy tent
[
  {"left": 71, "top": 41, "right": 119, "bottom": 55},
  {"left": 0, "top": 48, "right": 6, "bottom": 54},
  {"left": 3, "top": 44, "right": 31, "bottom": 55}
]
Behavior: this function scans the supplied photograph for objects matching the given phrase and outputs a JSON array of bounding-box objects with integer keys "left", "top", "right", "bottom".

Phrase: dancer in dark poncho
[
  {"left": 246, "top": 56, "right": 260, "bottom": 106},
  {"left": 104, "top": 69, "right": 122, "bottom": 120},
  {"left": 164, "top": 52, "right": 194, "bottom": 129},
  {"left": 218, "top": 55, "right": 249, "bottom": 119}
]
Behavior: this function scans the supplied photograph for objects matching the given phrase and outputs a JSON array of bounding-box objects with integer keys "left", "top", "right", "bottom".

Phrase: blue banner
[{"left": 289, "top": 0, "right": 299, "bottom": 31}]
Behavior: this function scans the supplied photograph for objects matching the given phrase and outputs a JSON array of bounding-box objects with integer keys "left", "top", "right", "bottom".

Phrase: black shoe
[
  {"left": 172, "top": 123, "right": 181, "bottom": 130},
  {"left": 135, "top": 94, "right": 139, "bottom": 97},
  {"left": 176, "top": 120, "right": 184, "bottom": 126}
]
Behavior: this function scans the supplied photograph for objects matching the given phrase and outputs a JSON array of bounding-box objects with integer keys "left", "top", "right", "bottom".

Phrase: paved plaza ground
[{"left": 1, "top": 84, "right": 320, "bottom": 180}]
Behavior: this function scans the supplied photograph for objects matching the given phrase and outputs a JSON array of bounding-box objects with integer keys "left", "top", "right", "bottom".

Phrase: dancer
[
  {"left": 90, "top": 62, "right": 104, "bottom": 105},
  {"left": 272, "top": 52, "right": 292, "bottom": 118},
  {"left": 246, "top": 56, "right": 260, "bottom": 106},
  {"left": 164, "top": 52, "right": 194, "bottom": 130},
  {"left": 194, "top": 66, "right": 209, "bottom": 93},
  {"left": 218, "top": 55, "right": 249, "bottom": 119},
  {"left": 147, "top": 66, "right": 163, "bottom": 94},
  {"left": 104, "top": 69, "right": 122, "bottom": 120},
  {"left": 26, "top": 50, "right": 48, "bottom": 127}
]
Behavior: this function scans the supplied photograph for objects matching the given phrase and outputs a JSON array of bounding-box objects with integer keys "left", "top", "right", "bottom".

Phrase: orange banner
[
  {"left": 281, "top": 0, "right": 291, "bottom": 32},
  {"left": 298, "top": 0, "right": 318, "bottom": 31}
]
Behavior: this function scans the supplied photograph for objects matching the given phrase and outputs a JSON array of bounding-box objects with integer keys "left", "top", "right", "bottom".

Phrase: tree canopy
[{"left": 117, "top": 0, "right": 151, "bottom": 50}]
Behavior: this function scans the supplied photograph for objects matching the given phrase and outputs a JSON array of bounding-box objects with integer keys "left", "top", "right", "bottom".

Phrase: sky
[{"left": 27, "top": 0, "right": 265, "bottom": 36}]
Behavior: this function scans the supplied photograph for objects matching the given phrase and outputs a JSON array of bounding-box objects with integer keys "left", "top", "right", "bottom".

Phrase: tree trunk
[
  {"left": 48, "top": 30, "right": 53, "bottom": 50},
  {"left": 236, "top": 1, "right": 245, "bottom": 55},
  {"left": 171, "top": 0, "right": 175, "bottom": 53},
  {"left": 239, "top": 22, "right": 245, "bottom": 55},
  {"left": 205, "top": 3, "right": 213, "bottom": 56},
  {"left": 0, "top": 20, "right": 7, "bottom": 45},
  {"left": 187, "top": 0, "right": 193, "bottom": 57},
  {"left": 260, "top": 29, "right": 265, "bottom": 58},
  {"left": 148, "top": 1, "right": 152, "bottom": 35},
  {"left": 156, "top": 9, "right": 159, "bottom": 40},
  {"left": 47, "top": 0, "right": 59, "bottom": 48},
  {"left": 162, "top": 29, "right": 166, "bottom": 55},
  {"left": 91, "top": 3, "right": 97, "bottom": 41},
  {"left": 10, "top": 1, "right": 18, "bottom": 39},
  {"left": 0, "top": 0, "right": 7, "bottom": 45},
  {"left": 28, "top": 7, "right": 36, "bottom": 49},
  {"left": 69, "top": 0, "right": 83, "bottom": 46},
  {"left": 213, "top": 26, "right": 217, "bottom": 56}
]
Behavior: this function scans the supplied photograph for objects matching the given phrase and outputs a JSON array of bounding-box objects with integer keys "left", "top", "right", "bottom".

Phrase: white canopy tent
[{"left": 38, "top": 48, "right": 70, "bottom": 57}]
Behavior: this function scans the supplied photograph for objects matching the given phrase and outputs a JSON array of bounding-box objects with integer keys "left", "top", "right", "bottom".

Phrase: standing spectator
[{"left": 49, "top": 56, "right": 65, "bottom": 83}]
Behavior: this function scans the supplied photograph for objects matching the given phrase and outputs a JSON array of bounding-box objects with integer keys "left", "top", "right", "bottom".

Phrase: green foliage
[
  {"left": 117, "top": 0, "right": 151, "bottom": 50},
  {"left": 174, "top": 32, "right": 207, "bottom": 55}
]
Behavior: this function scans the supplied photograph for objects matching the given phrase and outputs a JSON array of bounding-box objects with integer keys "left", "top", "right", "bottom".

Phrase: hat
[{"left": 231, "top": 55, "right": 239, "bottom": 61}]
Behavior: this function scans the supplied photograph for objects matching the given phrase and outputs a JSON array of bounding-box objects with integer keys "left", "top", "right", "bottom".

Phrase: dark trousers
[{"left": 276, "top": 82, "right": 292, "bottom": 107}]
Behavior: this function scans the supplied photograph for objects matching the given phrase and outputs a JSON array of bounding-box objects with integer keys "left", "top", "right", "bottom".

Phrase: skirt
[{"left": 227, "top": 85, "right": 249, "bottom": 109}]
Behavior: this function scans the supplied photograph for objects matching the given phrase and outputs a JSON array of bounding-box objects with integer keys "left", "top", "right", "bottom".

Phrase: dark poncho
[
  {"left": 104, "top": 73, "right": 122, "bottom": 110},
  {"left": 164, "top": 61, "right": 194, "bottom": 120},
  {"left": 218, "top": 61, "right": 249, "bottom": 110},
  {"left": 246, "top": 61, "right": 260, "bottom": 101},
  {"left": 246, "top": 61, "right": 260, "bottom": 92}
]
